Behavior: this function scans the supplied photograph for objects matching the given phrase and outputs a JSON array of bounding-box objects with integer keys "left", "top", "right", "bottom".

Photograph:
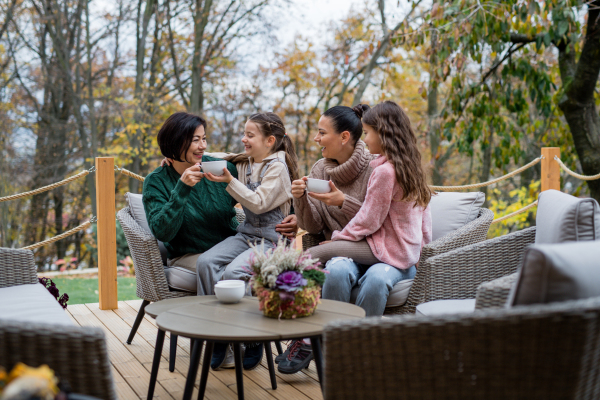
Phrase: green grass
[{"left": 49, "top": 277, "right": 139, "bottom": 305}]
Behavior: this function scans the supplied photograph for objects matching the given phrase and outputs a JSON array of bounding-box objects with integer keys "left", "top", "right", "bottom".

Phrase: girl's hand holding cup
[
  {"left": 204, "top": 167, "right": 234, "bottom": 184},
  {"left": 180, "top": 163, "right": 204, "bottom": 187},
  {"left": 291, "top": 177, "right": 308, "bottom": 198}
]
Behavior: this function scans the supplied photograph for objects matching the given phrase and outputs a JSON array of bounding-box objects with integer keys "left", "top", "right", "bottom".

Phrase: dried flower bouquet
[{"left": 246, "top": 239, "right": 326, "bottom": 319}]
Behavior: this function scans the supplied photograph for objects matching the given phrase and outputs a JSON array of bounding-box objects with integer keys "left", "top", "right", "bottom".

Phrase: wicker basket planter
[
  {"left": 256, "top": 286, "right": 320, "bottom": 319},
  {"left": 247, "top": 239, "right": 326, "bottom": 319}
]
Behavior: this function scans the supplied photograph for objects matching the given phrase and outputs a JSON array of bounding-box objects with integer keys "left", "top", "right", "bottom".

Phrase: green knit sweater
[{"left": 142, "top": 156, "right": 239, "bottom": 259}]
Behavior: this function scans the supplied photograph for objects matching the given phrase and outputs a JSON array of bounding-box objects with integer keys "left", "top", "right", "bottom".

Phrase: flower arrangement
[
  {"left": 246, "top": 239, "right": 327, "bottom": 319},
  {"left": 38, "top": 277, "right": 69, "bottom": 309}
]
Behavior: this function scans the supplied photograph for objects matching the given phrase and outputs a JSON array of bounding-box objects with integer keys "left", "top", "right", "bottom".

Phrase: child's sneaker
[
  {"left": 275, "top": 340, "right": 298, "bottom": 364},
  {"left": 277, "top": 340, "right": 312, "bottom": 374}
]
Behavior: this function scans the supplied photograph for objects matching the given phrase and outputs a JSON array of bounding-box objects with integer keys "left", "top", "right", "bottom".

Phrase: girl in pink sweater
[{"left": 322, "top": 100, "right": 433, "bottom": 316}]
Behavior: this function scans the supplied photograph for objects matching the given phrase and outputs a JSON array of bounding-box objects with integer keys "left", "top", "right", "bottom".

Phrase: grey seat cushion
[
  {"left": 535, "top": 189, "right": 600, "bottom": 244},
  {"left": 350, "top": 278, "right": 413, "bottom": 308},
  {"left": 0, "top": 283, "right": 74, "bottom": 326},
  {"left": 163, "top": 266, "right": 197, "bottom": 293},
  {"left": 509, "top": 241, "right": 600, "bottom": 306},
  {"left": 416, "top": 299, "right": 476, "bottom": 316},
  {"left": 429, "top": 192, "right": 485, "bottom": 241},
  {"left": 125, "top": 192, "right": 169, "bottom": 266}
]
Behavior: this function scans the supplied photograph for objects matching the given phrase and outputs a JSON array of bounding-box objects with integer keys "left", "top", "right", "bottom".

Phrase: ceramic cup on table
[
  {"left": 306, "top": 178, "right": 331, "bottom": 194},
  {"left": 214, "top": 280, "right": 246, "bottom": 303},
  {"left": 202, "top": 160, "right": 227, "bottom": 176}
]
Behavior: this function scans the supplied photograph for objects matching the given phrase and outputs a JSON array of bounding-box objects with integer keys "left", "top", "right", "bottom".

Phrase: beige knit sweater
[
  {"left": 294, "top": 140, "right": 375, "bottom": 239},
  {"left": 226, "top": 151, "right": 292, "bottom": 216}
]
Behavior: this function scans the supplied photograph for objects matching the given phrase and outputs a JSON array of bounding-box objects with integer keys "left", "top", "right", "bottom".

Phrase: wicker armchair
[
  {"left": 117, "top": 205, "right": 247, "bottom": 371},
  {"left": 117, "top": 206, "right": 194, "bottom": 344},
  {"left": 323, "top": 295, "right": 600, "bottom": 400},
  {"left": 0, "top": 248, "right": 115, "bottom": 399},
  {"left": 302, "top": 208, "right": 495, "bottom": 314},
  {"left": 406, "top": 226, "right": 537, "bottom": 313}
]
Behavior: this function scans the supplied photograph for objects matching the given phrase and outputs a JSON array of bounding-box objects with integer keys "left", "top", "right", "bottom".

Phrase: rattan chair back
[{"left": 323, "top": 296, "right": 600, "bottom": 399}]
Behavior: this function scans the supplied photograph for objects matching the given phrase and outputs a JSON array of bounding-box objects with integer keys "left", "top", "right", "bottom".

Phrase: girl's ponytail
[{"left": 278, "top": 134, "right": 299, "bottom": 183}]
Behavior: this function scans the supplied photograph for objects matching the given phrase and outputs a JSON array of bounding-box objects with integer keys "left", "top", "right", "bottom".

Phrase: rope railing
[
  {"left": 22, "top": 216, "right": 97, "bottom": 250},
  {"left": 0, "top": 168, "right": 95, "bottom": 203},
  {"left": 555, "top": 157, "right": 600, "bottom": 181},
  {"left": 430, "top": 157, "right": 542, "bottom": 191},
  {"left": 116, "top": 166, "right": 145, "bottom": 182},
  {"left": 2, "top": 153, "right": 599, "bottom": 249},
  {"left": 491, "top": 200, "right": 538, "bottom": 224}
]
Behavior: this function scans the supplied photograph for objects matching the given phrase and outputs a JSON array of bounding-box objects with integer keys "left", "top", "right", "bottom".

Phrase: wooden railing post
[
  {"left": 541, "top": 147, "right": 561, "bottom": 192},
  {"left": 95, "top": 157, "right": 118, "bottom": 310}
]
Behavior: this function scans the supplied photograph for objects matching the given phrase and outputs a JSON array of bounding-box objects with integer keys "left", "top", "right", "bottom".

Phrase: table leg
[
  {"left": 275, "top": 341, "right": 283, "bottom": 355},
  {"left": 147, "top": 329, "right": 165, "bottom": 400},
  {"left": 198, "top": 341, "right": 214, "bottom": 400},
  {"left": 264, "top": 341, "right": 277, "bottom": 389},
  {"left": 310, "top": 336, "right": 324, "bottom": 392},
  {"left": 183, "top": 339, "right": 203, "bottom": 400},
  {"left": 233, "top": 343, "right": 245, "bottom": 400},
  {"left": 169, "top": 334, "right": 178, "bottom": 372}
]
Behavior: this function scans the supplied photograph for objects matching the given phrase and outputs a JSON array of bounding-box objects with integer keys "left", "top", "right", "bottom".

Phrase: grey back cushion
[
  {"left": 509, "top": 241, "right": 600, "bottom": 306},
  {"left": 125, "top": 193, "right": 169, "bottom": 266},
  {"left": 429, "top": 192, "right": 485, "bottom": 241},
  {"left": 535, "top": 189, "right": 600, "bottom": 244}
]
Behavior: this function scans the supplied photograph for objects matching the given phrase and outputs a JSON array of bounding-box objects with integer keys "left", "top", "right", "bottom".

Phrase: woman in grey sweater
[{"left": 278, "top": 104, "right": 377, "bottom": 374}]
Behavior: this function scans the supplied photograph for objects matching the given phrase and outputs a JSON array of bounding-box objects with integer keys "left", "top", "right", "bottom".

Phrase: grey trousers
[{"left": 195, "top": 233, "right": 275, "bottom": 295}]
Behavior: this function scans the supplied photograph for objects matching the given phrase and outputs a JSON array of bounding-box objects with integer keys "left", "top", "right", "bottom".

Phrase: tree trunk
[
  {"left": 190, "top": 0, "right": 213, "bottom": 114},
  {"left": 557, "top": 1, "right": 600, "bottom": 203}
]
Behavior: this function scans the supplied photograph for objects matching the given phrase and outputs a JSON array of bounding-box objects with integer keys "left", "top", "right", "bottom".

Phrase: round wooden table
[{"left": 152, "top": 295, "right": 365, "bottom": 400}]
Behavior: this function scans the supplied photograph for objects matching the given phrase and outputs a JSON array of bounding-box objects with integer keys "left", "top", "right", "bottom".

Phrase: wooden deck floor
[{"left": 67, "top": 300, "right": 323, "bottom": 400}]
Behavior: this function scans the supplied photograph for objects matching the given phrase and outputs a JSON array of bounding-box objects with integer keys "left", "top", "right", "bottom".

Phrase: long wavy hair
[
  {"left": 225, "top": 112, "right": 299, "bottom": 183},
  {"left": 362, "top": 101, "right": 432, "bottom": 208}
]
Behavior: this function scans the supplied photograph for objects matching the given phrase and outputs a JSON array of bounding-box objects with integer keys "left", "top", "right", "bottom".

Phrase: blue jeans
[{"left": 322, "top": 258, "right": 416, "bottom": 317}]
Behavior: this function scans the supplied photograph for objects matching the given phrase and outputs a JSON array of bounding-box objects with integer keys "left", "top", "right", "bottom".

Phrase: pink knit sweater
[{"left": 331, "top": 156, "right": 432, "bottom": 270}]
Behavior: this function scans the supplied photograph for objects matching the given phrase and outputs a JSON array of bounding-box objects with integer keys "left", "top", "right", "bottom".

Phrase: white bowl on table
[
  {"left": 202, "top": 160, "right": 227, "bottom": 176},
  {"left": 214, "top": 280, "right": 246, "bottom": 303},
  {"left": 306, "top": 178, "right": 331, "bottom": 194}
]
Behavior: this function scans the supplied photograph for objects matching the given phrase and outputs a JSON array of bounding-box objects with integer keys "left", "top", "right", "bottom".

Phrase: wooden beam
[
  {"left": 541, "top": 147, "right": 561, "bottom": 192},
  {"left": 96, "top": 157, "right": 118, "bottom": 310}
]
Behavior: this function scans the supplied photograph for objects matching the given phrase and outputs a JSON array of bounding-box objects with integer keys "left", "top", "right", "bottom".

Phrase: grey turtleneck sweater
[{"left": 294, "top": 140, "right": 376, "bottom": 239}]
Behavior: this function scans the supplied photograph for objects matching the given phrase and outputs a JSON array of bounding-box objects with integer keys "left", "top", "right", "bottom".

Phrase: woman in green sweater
[{"left": 142, "top": 112, "right": 240, "bottom": 285}]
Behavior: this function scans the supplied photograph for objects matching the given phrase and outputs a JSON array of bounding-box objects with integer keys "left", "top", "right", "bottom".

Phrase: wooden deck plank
[
  {"left": 67, "top": 304, "right": 175, "bottom": 400},
  {"left": 67, "top": 306, "right": 140, "bottom": 400}
]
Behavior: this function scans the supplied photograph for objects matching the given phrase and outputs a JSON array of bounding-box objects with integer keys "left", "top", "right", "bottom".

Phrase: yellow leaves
[
  {"left": 490, "top": 51, "right": 497, "bottom": 59},
  {"left": 488, "top": 180, "right": 541, "bottom": 238}
]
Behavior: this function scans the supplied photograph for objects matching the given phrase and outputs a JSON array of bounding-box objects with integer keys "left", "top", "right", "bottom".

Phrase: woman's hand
[
  {"left": 276, "top": 214, "right": 298, "bottom": 238},
  {"left": 180, "top": 164, "right": 204, "bottom": 187},
  {"left": 308, "top": 181, "right": 345, "bottom": 207},
  {"left": 204, "top": 167, "right": 234, "bottom": 184},
  {"left": 291, "top": 177, "right": 308, "bottom": 198},
  {"left": 161, "top": 158, "right": 174, "bottom": 167}
]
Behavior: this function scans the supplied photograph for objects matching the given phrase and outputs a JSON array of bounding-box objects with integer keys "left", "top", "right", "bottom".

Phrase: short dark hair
[
  {"left": 157, "top": 112, "right": 207, "bottom": 163},
  {"left": 322, "top": 104, "right": 370, "bottom": 144}
]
